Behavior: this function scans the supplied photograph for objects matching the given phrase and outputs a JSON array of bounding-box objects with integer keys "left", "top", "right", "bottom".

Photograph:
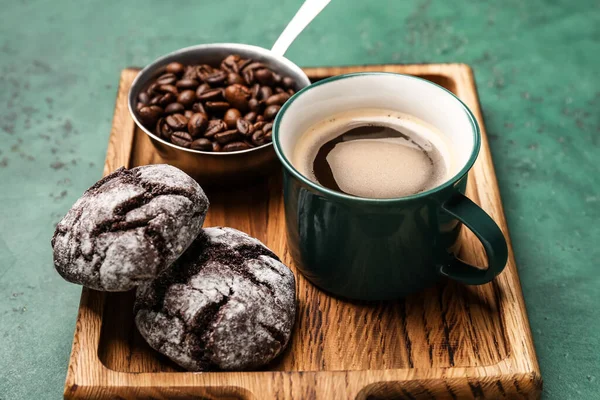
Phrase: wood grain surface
[{"left": 65, "top": 65, "right": 542, "bottom": 399}]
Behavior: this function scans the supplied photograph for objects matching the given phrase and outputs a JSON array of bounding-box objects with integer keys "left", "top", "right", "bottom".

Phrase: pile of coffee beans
[{"left": 135, "top": 55, "right": 298, "bottom": 152}]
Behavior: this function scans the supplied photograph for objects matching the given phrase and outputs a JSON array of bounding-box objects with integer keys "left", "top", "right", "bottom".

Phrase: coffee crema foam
[{"left": 292, "top": 109, "right": 456, "bottom": 199}]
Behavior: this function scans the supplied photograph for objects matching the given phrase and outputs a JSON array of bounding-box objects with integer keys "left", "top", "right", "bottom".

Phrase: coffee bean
[
  {"left": 158, "top": 84, "right": 178, "bottom": 95},
  {"left": 195, "top": 64, "right": 214, "bottom": 81},
  {"left": 259, "top": 86, "right": 273, "bottom": 101},
  {"left": 149, "top": 95, "right": 161, "bottom": 105},
  {"left": 223, "top": 141, "right": 251, "bottom": 151},
  {"left": 221, "top": 55, "right": 240, "bottom": 73},
  {"left": 190, "top": 138, "right": 213, "bottom": 151},
  {"left": 227, "top": 72, "right": 245, "bottom": 85},
  {"left": 265, "top": 93, "right": 289, "bottom": 106},
  {"left": 264, "top": 130, "right": 272, "bottom": 140},
  {"left": 274, "top": 87, "right": 285, "bottom": 94},
  {"left": 139, "top": 105, "right": 163, "bottom": 123},
  {"left": 255, "top": 69, "right": 275, "bottom": 85},
  {"left": 272, "top": 73, "right": 282, "bottom": 85},
  {"left": 156, "top": 73, "right": 177, "bottom": 85},
  {"left": 197, "top": 88, "right": 223, "bottom": 101},
  {"left": 283, "top": 76, "right": 295, "bottom": 89},
  {"left": 224, "top": 108, "right": 242, "bottom": 129},
  {"left": 253, "top": 121, "right": 267, "bottom": 131},
  {"left": 192, "top": 102, "right": 206, "bottom": 114},
  {"left": 263, "top": 122, "right": 273, "bottom": 134},
  {"left": 156, "top": 118, "right": 173, "bottom": 140},
  {"left": 177, "top": 90, "right": 196, "bottom": 107},
  {"left": 183, "top": 65, "right": 198, "bottom": 80},
  {"left": 256, "top": 114, "right": 265, "bottom": 122},
  {"left": 204, "top": 119, "right": 227, "bottom": 138},
  {"left": 188, "top": 113, "right": 208, "bottom": 137},
  {"left": 212, "top": 141, "right": 222, "bottom": 152},
  {"left": 250, "top": 83, "right": 259, "bottom": 99},
  {"left": 205, "top": 101, "right": 230, "bottom": 113},
  {"left": 236, "top": 118, "right": 254, "bottom": 136},
  {"left": 243, "top": 69, "right": 254, "bottom": 85},
  {"left": 244, "top": 112, "right": 257, "bottom": 122},
  {"left": 223, "top": 84, "right": 251, "bottom": 110},
  {"left": 195, "top": 83, "right": 210, "bottom": 98},
  {"left": 248, "top": 98, "right": 261, "bottom": 113},
  {"left": 237, "top": 58, "right": 252, "bottom": 71},
  {"left": 158, "top": 92, "right": 176, "bottom": 106},
  {"left": 287, "top": 88, "right": 295, "bottom": 96},
  {"left": 184, "top": 110, "right": 194, "bottom": 119},
  {"left": 214, "top": 129, "right": 240, "bottom": 144},
  {"left": 166, "top": 113, "right": 188, "bottom": 130},
  {"left": 251, "top": 130, "right": 268, "bottom": 146},
  {"left": 166, "top": 62, "right": 185, "bottom": 76},
  {"left": 148, "top": 82, "right": 160, "bottom": 95},
  {"left": 176, "top": 78, "right": 199, "bottom": 89},
  {"left": 171, "top": 131, "right": 192, "bottom": 148},
  {"left": 206, "top": 70, "right": 227, "bottom": 86},
  {"left": 136, "top": 102, "right": 144, "bottom": 111},
  {"left": 264, "top": 105, "right": 281, "bottom": 120},
  {"left": 242, "top": 62, "right": 266, "bottom": 72},
  {"left": 138, "top": 92, "right": 150, "bottom": 104},
  {"left": 165, "top": 102, "right": 185, "bottom": 114}
]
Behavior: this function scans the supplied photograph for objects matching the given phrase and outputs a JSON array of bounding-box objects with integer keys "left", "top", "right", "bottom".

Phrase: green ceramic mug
[{"left": 272, "top": 73, "right": 508, "bottom": 301}]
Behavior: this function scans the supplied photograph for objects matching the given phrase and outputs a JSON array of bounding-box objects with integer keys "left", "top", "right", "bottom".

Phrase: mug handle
[{"left": 437, "top": 191, "right": 508, "bottom": 285}]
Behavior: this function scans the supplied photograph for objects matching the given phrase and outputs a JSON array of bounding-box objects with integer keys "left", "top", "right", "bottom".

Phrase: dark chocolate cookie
[
  {"left": 134, "top": 227, "right": 296, "bottom": 371},
  {"left": 51, "top": 164, "right": 209, "bottom": 291}
]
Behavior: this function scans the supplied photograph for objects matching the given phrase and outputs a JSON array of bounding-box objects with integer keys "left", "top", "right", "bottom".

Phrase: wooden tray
[{"left": 65, "top": 64, "right": 542, "bottom": 399}]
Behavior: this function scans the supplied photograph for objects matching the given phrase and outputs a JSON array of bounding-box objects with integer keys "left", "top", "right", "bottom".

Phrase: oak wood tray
[{"left": 65, "top": 64, "right": 542, "bottom": 399}]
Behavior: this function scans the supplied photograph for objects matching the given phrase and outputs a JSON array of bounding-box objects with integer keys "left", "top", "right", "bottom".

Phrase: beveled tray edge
[{"left": 64, "top": 64, "right": 542, "bottom": 400}]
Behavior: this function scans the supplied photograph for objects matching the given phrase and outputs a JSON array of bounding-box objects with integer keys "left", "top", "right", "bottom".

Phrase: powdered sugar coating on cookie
[
  {"left": 51, "top": 164, "right": 209, "bottom": 291},
  {"left": 134, "top": 227, "right": 296, "bottom": 371}
]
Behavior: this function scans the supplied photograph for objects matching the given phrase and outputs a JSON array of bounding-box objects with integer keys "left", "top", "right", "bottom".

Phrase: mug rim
[{"left": 272, "top": 72, "right": 482, "bottom": 203}]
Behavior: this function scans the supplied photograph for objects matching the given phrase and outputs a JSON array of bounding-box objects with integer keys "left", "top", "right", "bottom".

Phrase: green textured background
[{"left": 0, "top": 0, "right": 598, "bottom": 399}]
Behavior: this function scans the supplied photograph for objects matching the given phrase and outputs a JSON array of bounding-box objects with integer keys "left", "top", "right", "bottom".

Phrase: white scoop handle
[{"left": 271, "top": 0, "right": 331, "bottom": 57}]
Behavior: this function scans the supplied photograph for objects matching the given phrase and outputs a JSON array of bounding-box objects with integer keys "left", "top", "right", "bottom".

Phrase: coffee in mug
[{"left": 292, "top": 109, "right": 456, "bottom": 198}]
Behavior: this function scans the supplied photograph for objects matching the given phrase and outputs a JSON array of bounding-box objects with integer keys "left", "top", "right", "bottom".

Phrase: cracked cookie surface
[
  {"left": 134, "top": 227, "right": 296, "bottom": 371},
  {"left": 51, "top": 164, "right": 209, "bottom": 291}
]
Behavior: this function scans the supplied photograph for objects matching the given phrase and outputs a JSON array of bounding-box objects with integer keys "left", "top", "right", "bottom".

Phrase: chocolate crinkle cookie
[
  {"left": 51, "top": 164, "right": 209, "bottom": 291},
  {"left": 134, "top": 227, "right": 296, "bottom": 371}
]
